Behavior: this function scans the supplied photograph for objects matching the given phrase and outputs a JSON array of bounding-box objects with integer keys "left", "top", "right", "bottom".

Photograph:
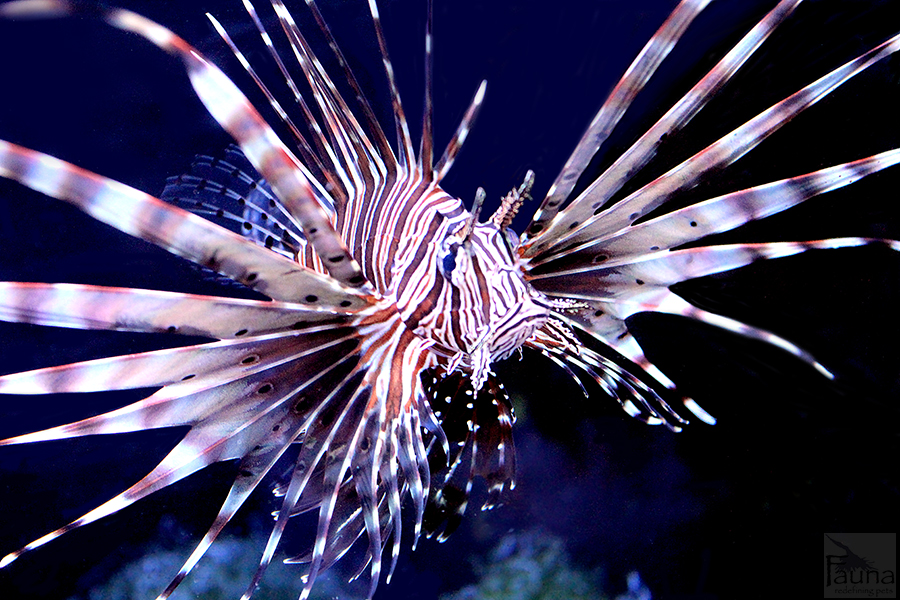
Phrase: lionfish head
[{"left": 420, "top": 177, "right": 548, "bottom": 388}]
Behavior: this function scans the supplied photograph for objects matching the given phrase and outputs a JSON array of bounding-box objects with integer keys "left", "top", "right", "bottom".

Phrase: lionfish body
[{"left": 0, "top": 0, "right": 897, "bottom": 598}]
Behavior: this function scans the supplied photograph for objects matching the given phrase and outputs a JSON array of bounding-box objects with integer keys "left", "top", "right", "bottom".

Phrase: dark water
[{"left": 0, "top": 1, "right": 898, "bottom": 598}]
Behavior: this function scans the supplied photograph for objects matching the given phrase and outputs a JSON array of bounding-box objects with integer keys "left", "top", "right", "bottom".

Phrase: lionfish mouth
[{"left": 0, "top": 0, "right": 897, "bottom": 599}]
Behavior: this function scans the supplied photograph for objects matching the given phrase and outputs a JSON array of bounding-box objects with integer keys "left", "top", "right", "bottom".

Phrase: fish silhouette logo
[{"left": 827, "top": 535, "right": 877, "bottom": 573}]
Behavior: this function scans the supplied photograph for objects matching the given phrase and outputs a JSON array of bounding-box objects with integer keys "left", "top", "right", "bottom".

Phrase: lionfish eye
[{"left": 440, "top": 243, "right": 460, "bottom": 278}]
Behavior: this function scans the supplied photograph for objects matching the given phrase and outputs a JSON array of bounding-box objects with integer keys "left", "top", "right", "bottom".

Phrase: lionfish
[{"left": 0, "top": 0, "right": 897, "bottom": 598}]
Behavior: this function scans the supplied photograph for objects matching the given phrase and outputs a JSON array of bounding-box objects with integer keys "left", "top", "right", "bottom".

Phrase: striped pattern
[
  {"left": 0, "top": 1, "right": 897, "bottom": 599},
  {"left": 525, "top": 27, "right": 900, "bottom": 256},
  {"left": 524, "top": 0, "right": 803, "bottom": 244},
  {"left": 527, "top": 0, "right": 715, "bottom": 235}
]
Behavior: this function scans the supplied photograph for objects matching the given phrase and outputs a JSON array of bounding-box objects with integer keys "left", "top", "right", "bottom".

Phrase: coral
[
  {"left": 68, "top": 537, "right": 361, "bottom": 600},
  {"left": 442, "top": 529, "right": 649, "bottom": 600}
]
